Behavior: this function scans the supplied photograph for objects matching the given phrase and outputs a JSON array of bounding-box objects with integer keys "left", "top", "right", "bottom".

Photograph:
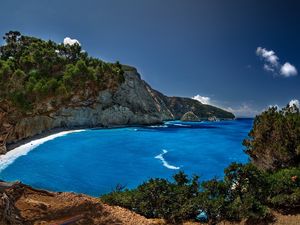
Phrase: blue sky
[{"left": 1, "top": 0, "right": 299, "bottom": 116}]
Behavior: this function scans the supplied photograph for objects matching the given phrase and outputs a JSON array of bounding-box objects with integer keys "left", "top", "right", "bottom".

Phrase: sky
[{"left": 0, "top": 0, "right": 299, "bottom": 117}]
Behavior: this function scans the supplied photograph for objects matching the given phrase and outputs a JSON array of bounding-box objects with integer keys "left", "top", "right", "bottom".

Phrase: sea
[{"left": 0, "top": 118, "right": 253, "bottom": 196}]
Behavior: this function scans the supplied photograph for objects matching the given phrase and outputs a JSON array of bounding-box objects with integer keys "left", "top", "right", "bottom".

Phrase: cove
[{"left": 0, "top": 119, "right": 252, "bottom": 196}]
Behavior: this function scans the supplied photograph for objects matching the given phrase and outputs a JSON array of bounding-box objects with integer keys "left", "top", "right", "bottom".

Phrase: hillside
[{"left": 0, "top": 31, "right": 234, "bottom": 154}]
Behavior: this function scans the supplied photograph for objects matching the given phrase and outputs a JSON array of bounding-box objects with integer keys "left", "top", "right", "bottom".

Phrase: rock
[
  {"left": 0, "top": 182, "right": 159, "bottom": 225},
  {"left": 0, "top": 67, "right": 234, "bottom": 154},
  {"left": 208, "top": 116, "right": 219, "bottom": 122},
  {"left": 180, "top": 111, "right": 200, "bottom": 121}
]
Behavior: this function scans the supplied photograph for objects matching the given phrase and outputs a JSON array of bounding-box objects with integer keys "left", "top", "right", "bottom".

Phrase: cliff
[{"left": 0, "top": 66, "right": 234, "bottom": 154}]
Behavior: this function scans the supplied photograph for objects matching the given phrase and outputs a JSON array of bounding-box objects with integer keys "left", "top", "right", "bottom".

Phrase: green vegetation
[
  {"left": 243, "top": 105, "right": 300, "bottom": 171},
  {"left": 0, "top": 31, "right": 125, "bottom": 111},
  {"left": 101, "top": 104, "right": 300, "bottom": 224}
]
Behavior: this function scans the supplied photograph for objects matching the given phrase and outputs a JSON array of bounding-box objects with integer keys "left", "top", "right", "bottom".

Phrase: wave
[
  {"left": 0, "top": 130, "right": 85, "bottom": 172},
  {"left": 172, "top": 123, "right": 191, "bottom": 127},
  {"left": 155, "top": 149, "right": 180, "bottom": 170},
  {"left": 148, "top": 125, "right": 168, "bottom": 128}
]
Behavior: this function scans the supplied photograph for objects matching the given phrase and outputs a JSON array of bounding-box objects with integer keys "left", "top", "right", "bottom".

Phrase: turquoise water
[{"left": 0, "top": 119, "right": 252, "bottom": 196}]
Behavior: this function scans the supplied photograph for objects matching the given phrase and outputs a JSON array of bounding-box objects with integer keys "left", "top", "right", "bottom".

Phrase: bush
[
  {"left": 101, "top": 165, "right": 282, "bottom": 224},
  {"left": 267, "top": 167, "right": 300, "bottom": 211},
  {"left": 10, "top": 91, "right": 31, "bottom": 111},
  {"left": 243, "top": 105, "right": 300, "bottom": 171},
  {"left": 102, "top": 172, "right": 200, "bottom": 224}
]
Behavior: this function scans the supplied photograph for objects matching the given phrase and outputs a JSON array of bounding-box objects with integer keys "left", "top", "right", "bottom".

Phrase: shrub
[
  {"left": 267, "top": 167, "right": 300, "bottom": 211},
  {"left": 243, "top": 105, "right": 300, "bottom": 171}
]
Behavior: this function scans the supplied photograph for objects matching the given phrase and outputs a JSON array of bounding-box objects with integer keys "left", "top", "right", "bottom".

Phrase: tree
[
  {"left": 3, "top": 31, "right": 21, "bottom": 44},
  {"left": 0, "top": 31, "right": 22, "bottom": 59},
  {"left": 174, "top": 171, "right": 189, "bottom": 186},
  {"left": 224, "top": 163, "right": 269, "bottom": 221},
  {"left": 243, "top": 105, "right": 300, "bottom": 171}
]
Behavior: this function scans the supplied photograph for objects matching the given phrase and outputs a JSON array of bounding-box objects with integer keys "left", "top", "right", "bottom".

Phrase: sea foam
[
  {"left": 173, "top": 124, "right": 191, "bottom": 127},
  {"left": 148, "top": 125, "right": 168, "bottom": 128},
  {"left": 0, "top": 130, "right": 85, "bottom": 172},
  {"left": 155, "top": 149, "right": 180, "bottom": 170}
]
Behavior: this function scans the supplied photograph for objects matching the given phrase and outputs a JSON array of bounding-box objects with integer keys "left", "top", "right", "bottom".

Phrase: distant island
[{"left": 0, "top": 31, "right": 234, "bottom": 155}]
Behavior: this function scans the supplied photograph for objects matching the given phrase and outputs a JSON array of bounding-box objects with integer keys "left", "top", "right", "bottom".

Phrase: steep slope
[
  {"left": 0, "top": 66, "right": 234, "bottom": 154},
  {"left": 149, "top": 88, "right": 235, "bottom": 120}
]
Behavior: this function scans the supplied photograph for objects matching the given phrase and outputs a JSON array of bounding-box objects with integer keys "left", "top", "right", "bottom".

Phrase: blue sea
[{"left": 0, "top": 119, "right": 253, "bottom": 196}]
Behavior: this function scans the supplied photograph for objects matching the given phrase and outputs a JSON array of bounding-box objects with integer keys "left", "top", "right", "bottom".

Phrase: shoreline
[
  {"left": 5, "top": 123, "right": 161, "bottom": 152},
  {"left": 6, "top": 127, "right": 85, "bottom": 151},
  {"left": 5, "top": 117, "right": 240, "bottom": 152},
  {"left": 5, "top": 118, "right": 239, "bottom": 152},
  {"left": 1, "top": 118, "right": 239, "bottom": 171},
  {"left": 0, "top": 129, "right": 86, "bottom": 171}
]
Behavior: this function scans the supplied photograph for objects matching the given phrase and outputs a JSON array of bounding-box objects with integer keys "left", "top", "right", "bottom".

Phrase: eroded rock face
[{"left": 0, "top": 67, "right": 234, "bottom": 154}]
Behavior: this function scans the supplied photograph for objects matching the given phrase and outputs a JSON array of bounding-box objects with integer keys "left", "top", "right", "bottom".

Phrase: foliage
[
  {"left": 0, "top": 31, "right": 125, "bottom": 111},
  {"left": 102, "top": 172, "right": 200, "bottom": 224},
  {"left": 102, "top": 163, "right": 299, "bottom": 224},
  {"left": 267, "top": 167, "right": 300, "bottom": 211},
  {"left": 243, "top": 105, "right": 300, "bottom": 171},
  {"left": 102, "top": 165, "right": 276, "bottom": 224}
]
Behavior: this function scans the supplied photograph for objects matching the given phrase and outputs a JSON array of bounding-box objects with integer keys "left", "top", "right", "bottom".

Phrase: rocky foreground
[
  {"left": 0, "top": 181, "right": 159, "bottom": 225},
  {"left": 0, "top": 181, "right": 299, "bottom": 225}
]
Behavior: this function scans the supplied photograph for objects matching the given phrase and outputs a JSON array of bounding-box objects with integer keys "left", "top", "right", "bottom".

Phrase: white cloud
[
  {"left": 263, "top": 64, "right": 275, "bottom": 72},
  {"left": 289, "top": 99, "right": 299, "bottom": 108},
  {"left": 256, "top": 47, "right": 297, "bottom": 77},
  {"left": 280, "top": 63, "right": 298, "bottom": 77},
  {"left": 256, "top": 47, "right": 279, "bottom": 68},
  {"left": 192, "top": 95, "right": 211, "bottom": 105},
  {"left": 63, "top": 37, "right": 81, "bottom": 46},
  {"left": 225, "top": 104, "right": 261, "bottom": 118},
  {"left": 192, "top": 95, "right": 300, "bottom": 117},
  {"left": 192, "top": 95, "right": 261, "bottom": 117}
]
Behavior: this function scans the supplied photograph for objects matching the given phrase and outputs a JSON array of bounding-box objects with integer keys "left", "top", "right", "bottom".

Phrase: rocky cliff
[{"left": 0, "top": 66, "right": 234, "bottom": 154}]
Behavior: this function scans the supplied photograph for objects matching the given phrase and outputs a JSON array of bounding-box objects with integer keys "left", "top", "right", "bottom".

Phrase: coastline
[
  {"left": 4, "top": 117, "right": 235, "bottom": 154},
  {"left": 0, "top": 129, "right": 86, "bottom": 171},
  {"left": 1, "top": 118, "right": 237, "bottom": 173},
  {"left": 4, "top": 118, "right": 236, "bottom": 154},
  {"left": 6, "top": 126, "right": 92, "bottom": 151},
  {"left": 6, "top": 123, "right": 164, "bottom": 152},
  {"left": 0, "top": 122, "right": 166, "bottom": 169}
]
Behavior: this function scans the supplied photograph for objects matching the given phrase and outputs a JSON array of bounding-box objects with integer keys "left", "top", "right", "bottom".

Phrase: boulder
[{"left": 180, "top": 111, "right": 200, "bottom": 121}]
